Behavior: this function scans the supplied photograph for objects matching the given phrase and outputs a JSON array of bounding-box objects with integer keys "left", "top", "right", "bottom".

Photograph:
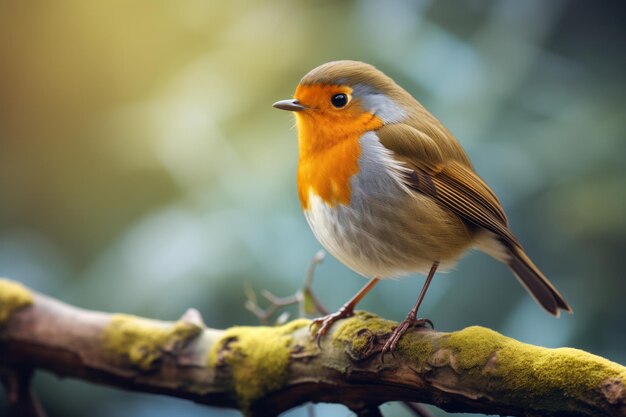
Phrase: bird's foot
[
  {"left": 310, "top": 306, "right": 355, "bottom": 347},
  {"left": 381, "top": 316, "right": 433, "bottom": 361}
]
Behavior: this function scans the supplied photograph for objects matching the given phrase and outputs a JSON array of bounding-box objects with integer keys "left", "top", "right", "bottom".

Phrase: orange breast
[{"left": 295, "top": 92, "right": 383, "bottom": 209}]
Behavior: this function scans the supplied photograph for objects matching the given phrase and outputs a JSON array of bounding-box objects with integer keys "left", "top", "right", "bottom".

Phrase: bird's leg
[
  {"left": 310, "top": 277, "right": 380, "bottom": 346},
  {"left": 381, "top": 262, "right": 439, "bottom": 359}
]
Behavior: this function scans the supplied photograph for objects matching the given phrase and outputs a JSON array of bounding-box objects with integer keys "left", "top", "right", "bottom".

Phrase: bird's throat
[{"left": 296, "top": 111, "right": 383, "bottom": 209}]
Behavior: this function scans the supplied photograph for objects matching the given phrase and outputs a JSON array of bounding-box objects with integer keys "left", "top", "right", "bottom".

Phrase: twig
[{"left": 245, "top": 250, "right": 328, "bottom": 324}]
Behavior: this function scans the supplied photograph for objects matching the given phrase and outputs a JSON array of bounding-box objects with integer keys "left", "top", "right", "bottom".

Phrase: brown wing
[
  {"left": 377, "top": 123, "right": 571, "bottom": 315},
  {"left": 377, "top": 123, "right": 519, "bottom": 248},
  {"left": 416, "top": 162, "right": 519, "bottom": 248}
]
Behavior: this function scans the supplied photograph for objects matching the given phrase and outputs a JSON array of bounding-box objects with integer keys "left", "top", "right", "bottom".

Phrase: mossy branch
[{"left": 0, "top": 278, "right": 625, "bottom": 417}]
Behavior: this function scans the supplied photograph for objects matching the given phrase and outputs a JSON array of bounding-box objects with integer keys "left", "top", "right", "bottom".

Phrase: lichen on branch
[
  {"left": 444, "top": 326, "right": 626, "bottom": 411},
  {"left": 1, "top": 278, "right": 625, "bottom": 417},
  {"left": 103, "top": 314, "right": 203, "bottom": 371},
  {"left": 0, "top": 278, "right": 33, "bottom": 325},
  {"left": 208, "top": 319, "right": 310, "bottom": 411},
  {"left": 319, "top": 311, "right": 626, "bottom": 416}
]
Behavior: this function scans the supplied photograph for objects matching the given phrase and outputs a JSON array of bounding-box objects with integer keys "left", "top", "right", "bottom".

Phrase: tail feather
[{"left": 507, "top": 246, "right": 572, "bottom": 316}]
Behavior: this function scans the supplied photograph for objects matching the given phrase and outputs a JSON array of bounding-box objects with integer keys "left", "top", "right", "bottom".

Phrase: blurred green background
[{"left": 1, "top": 0, "right": 624, "bottom": 416}]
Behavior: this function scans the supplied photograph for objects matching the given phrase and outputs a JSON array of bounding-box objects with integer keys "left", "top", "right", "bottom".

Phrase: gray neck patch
[{"left": 352, "top": 83, "right": 406, "bottom": 124}]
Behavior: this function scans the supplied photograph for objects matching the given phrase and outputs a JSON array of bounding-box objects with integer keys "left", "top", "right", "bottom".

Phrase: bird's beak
[{"left": 272, "top": 99, "right": 306, "bottom": 111}]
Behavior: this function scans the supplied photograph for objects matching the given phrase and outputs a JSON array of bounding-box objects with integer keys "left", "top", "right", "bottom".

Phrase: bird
[{"left": 273, "top": 60, "right": 572, "bottom": 355}]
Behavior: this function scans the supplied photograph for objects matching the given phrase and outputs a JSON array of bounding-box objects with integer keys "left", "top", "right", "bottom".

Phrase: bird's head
[{"left": 273, "top": 60, "right": 414, "bottom": 154}]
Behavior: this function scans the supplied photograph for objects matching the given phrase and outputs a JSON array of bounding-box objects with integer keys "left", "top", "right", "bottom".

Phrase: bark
[{"left": 0, "top": 279, "right": 625, "bottom": 417}]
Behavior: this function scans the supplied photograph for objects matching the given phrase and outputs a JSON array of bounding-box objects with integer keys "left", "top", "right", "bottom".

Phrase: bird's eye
[{"left": 331, "top": 93, "right": 349, "bottom": 108}]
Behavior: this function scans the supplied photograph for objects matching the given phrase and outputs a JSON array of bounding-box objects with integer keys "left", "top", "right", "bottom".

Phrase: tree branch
[{"left": 1, "top": 278, "right": 625, "bottom": 417}]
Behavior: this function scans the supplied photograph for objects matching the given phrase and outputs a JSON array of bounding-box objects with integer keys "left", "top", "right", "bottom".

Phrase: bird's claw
[
  {"left": 310, "top": 307, "right": 355, "bottom": 347},
  {"left": 380, "top": 317, "right": 434, "bottom": 362}
]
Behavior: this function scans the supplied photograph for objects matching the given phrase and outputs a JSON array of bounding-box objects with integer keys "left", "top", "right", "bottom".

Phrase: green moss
[
  {"left": 208, "top": 319, "right": 309, "bottom": 411},
  {"left": 399, "top": 331, "right": 436, "bottom": 364},
  {"left": 332, "top": 311, "right": 435, "bottom": 363},
  {"left": 0, "top": 278, "right": 34, "bottom": 325},
  {"left": 333, "top": 311, "right": 394, "bottom": 359},
  {"left": 445, "top": 326, "right": 506, "bottom": 370},
  {"left": 443, "top": 326, "right": 626, "bottom": 408},
  {"left": 103, "top": 314, "right": 202, "bottom": 371},
  {"left": 333, "top": 312, "right": 394, "bottom": 342},
  {"left": 497, "top": 343, "right": 626, "bottom": 403}
]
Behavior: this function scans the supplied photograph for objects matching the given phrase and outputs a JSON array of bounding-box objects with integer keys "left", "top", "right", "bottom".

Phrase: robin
[{"left": 273, "top": 60, "right": 572, "bottom": 355}]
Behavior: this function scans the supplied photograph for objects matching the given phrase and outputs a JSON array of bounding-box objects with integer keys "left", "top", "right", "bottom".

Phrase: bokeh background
[{"left": 1, "top": 0, "right": 624, "bottom": 416}]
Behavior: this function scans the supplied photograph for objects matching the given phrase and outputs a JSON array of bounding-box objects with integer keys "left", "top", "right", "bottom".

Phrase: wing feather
[{"left": 377, "top": 123, "right": 519, "bottom": 248}]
